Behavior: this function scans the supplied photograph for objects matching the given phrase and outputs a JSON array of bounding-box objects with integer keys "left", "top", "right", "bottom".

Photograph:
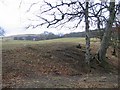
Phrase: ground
[{"left": 2, "top": 38, "right": 119, "bottom": 88}]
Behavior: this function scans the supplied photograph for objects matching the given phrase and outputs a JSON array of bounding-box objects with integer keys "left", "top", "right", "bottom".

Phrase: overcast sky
[
  {"left": 0, "top": 0, "right": 118, "bottom": 36},
  {"left": 0, "top": 0, "right": 83, "bottom": 36}
]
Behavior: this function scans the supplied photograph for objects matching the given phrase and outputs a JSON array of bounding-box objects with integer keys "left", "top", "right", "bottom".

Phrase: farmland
[
  {"left": 2, "top": 38, "right": 85, "bottom": 49},
  {"left": 2, "top": 37, "right": 118, "bottom": 88}
]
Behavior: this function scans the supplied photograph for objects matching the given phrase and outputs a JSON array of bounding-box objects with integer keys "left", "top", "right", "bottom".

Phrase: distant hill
[
  {"left": 3, "top": 31, "right": 62, "bottom": 41},
  {"left": 63, "top": 29, "right": 104, "bottom": 38},
  {"left": 3, "top": 29, "right": 105, "bottom": 41}
]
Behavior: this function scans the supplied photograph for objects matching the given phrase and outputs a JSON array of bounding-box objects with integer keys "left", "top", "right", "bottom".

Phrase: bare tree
[
  {"left": 89, "top": 1, "right": 109, "bottom": 41},
  {"left": 88, "top": 0, "right": 119, "bottom": 65},
  {"left": 26, "top": 0, "right": 118, "bottom": 67},
  {"left": 98, "top": 0, "right": 116, "bottom": 64},
  {"left": 26, "top": 0, "right": 92, "bottom": 64},
  {"left": 85, "top": 1, "right": 90, "bottom": 64}
]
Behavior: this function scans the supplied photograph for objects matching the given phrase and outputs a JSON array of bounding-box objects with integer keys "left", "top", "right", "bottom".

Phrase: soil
[{"left": 2, "top": 42, "right": 119, "bottom": 88}]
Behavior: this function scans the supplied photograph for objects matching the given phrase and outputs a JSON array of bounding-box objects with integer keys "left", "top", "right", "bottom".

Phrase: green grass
[
  {"left": 2, "top": 37, "right": 86, "bottom": 50},
  {"left": 2, "top": 37, "right": 100, "bottom": 50}
]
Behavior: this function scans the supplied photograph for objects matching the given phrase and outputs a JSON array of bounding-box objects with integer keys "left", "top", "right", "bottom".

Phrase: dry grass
[{"left": 2, "top": 38, "right": 119, "bottom": 88}]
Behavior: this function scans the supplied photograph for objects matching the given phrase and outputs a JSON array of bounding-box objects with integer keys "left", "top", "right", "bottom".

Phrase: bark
[
  {"left": 97, "top": 18, "right": 103, "bottom": 41},
  {"left": 85, "top": 1, "right": 91, "bottom": 64},
  {"left": 98, "top": 1, "right": 115, "bottom": 63},
  {"left": 112, "top": 45, "right": 116, "bottom": 56}
]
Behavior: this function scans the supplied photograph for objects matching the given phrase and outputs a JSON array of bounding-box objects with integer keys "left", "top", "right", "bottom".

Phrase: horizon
[{"left": 2, "top": 30, "right": 85, "bottom": 37}]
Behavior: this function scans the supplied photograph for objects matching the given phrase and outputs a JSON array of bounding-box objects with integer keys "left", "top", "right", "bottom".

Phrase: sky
[
  {"left": 0, "top": 0, "right": 49, "bottom": 36},
  {"left": 0, "top": 0, "right": 118, "bottom": 36},
  {"left": 0, "top": 0, "right": 84, "bottom": 36}
]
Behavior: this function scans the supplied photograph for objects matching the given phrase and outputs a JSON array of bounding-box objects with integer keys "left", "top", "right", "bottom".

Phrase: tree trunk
[
  {"left": 98, "top": 1, "right": 115, "bottom": 63},
  {"left": 85, "top": 1, "right": 90, "bottom": 64},
  {"left": 97, "top": 18, "right": 103, "bottom": 41}
]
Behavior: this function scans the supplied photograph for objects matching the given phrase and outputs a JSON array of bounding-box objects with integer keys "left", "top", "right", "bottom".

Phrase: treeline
[
  {"left": 13, "top": 30, "right": 103, "bottom": 41},
  {"left": 63, "top": 29, "right": 104, "bottom": 38},
  {"left": 13, "top": 31, "right": 62, "bottom": 41},
  {"left": 12, "top": 28, "right": 119, "bottom": 41}
]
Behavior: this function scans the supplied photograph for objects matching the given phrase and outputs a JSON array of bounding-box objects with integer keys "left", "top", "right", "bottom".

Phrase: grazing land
[{"left": 2, "top": 38, "right": 118, "bottom": 88}]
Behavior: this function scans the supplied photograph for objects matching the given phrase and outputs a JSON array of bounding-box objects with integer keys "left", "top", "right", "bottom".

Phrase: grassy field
[{"left": 2, "top": 37, "right": 100, "bottom": 50}]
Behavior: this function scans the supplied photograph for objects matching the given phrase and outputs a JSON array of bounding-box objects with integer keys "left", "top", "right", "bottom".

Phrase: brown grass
[{"left": 2, "top": 42, "right": 118, "bottom": 88}]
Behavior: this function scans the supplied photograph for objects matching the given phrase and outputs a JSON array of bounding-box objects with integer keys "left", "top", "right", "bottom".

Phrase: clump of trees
[
  {"left": 26, "top": 0, "right": 119, "bottom": 67},
  {"left": 0, "top": 27, "right": 5, "bottom": 36},
  {"left": 13, "top": 31, "right": 61, "bottom": 41}
]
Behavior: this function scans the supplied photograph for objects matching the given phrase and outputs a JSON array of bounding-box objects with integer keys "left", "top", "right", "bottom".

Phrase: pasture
[{"left": 2, "top": 37, "right": 100, "bottom": 50}]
